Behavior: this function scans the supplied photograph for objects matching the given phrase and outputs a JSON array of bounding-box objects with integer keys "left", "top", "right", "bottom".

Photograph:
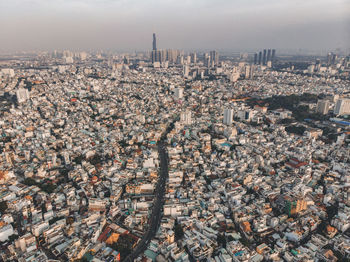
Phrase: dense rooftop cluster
[{"left": 0, "top": 51, "right": 350, "bottom": 262}]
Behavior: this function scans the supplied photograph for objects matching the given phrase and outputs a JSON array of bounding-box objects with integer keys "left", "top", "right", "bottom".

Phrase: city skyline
[
  {"left": 1, "top": 4, "right": 350, "bottom": 260},
  {"left": 0, "top": 0, "right": 349, "bottom": 53}
]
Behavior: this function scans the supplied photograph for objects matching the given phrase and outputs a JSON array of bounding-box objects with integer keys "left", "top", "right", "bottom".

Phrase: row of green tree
[
  {"left": 250, "top": 93, "right": 329, "bottom": 122},
  {"left": 22, "top": 178, "right": 57, "bottom": 194}
]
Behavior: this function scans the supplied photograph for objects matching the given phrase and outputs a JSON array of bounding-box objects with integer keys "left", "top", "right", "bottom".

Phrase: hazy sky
[{"left": 0, "top": 0, "right": 349, "bottom": 52}]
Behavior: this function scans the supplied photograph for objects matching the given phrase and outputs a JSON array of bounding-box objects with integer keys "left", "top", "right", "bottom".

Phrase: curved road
[{"left": 124, "top": 122, "right": 175, "bottom": 262}]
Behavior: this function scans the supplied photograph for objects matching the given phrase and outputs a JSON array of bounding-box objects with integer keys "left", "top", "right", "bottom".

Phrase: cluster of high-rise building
[
  {"left": 253, "top": 49, "right": 276, "bottom": 67},
  {"left": 151, "top": 33, "right": 183, "bottom": 64},
  {"left": 204, "top": 50, "right": 219, "bottom": 67},
  {"left": 334, "top": 98, "right": 350, "bottom": 115},
  {"left": 0, "top": 44, "right": 350, "bottom": 262},
  {"left": 327, "top": 52, "right": 338, "bottom": 66},
  {"left": 150, "top": 33, "right": 218, "bottom": 69},
  {"left": 315, "top": 95, "right": 350, "bottom": 116}
]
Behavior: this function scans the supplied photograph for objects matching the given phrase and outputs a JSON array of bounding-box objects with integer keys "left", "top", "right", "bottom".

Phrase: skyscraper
[
  {"left": 263, "top": 49, "right": 267, "bottom": 65},
  {"left": 180, "top": 110, "right": 192, "bottom": 125},
  {"left": 254, "top": 53, "right": 258, "bottom": 64},
  {"left": 316, "top": 100, "right": 330, "bottom": 115},
  {"left": 271, "top": 49, "right": 276, "bottom": 63},
  {"left": 191, "top": 53, "right": 197, "bottom": 64},
  {"left": 205, "top": 56, "right": 211, "bottom": 68},
  {"left": 223, "top": 109, "right": 233, "bottom": 125},
  {"left": 331, "top": 54, "right": 337, "bottom": 65},
  {"left": 16, "top": 88, "right": 30, "bottom": 103},
  {"left": 245, "top": 65, "right": 250, "bottom": 79},
  {"left": 174, "top": 87, "right": 184, "bottom": 99},
  {"left": 327, "top": 53, "right": 332, "bottom": 65},
  {"left": 267, "top": 49, "right": 271, "bottom": 63},
  {"left": 183, "top": 65, "right": 189, "bottom": 77},
  {"left": 161, "top": 50, "right": 167, "bottom": 63},
  {"left": 258, "top": 51, "right": 262, "bottom": 65},
  {"left": 334, "top": 99, "right": 350, "bottom": 115},
  {"left": 210, "top": 50, "right": 219, "bottom": 66},
  {"left": 152, "top": 33, "right": 157, "bottom": 51},
  {"left": 151, "top": 50, "right": 157, "bottom": 63},
  {"left": 249, "top": 65, "right": 255, "bottom": 79}
]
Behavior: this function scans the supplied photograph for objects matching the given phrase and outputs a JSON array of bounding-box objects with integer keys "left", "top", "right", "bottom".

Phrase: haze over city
[
  {"left": 1, "top": 1, "right": 350, "bottom": 262},
  {"left": 0, "top": 0, "right": 349, "bottom": 53}
]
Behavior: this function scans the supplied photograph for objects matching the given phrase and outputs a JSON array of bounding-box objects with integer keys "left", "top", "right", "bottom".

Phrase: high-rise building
[
  {"left": 267, "top": 49, "right": 271, "bottom": 63},
  {"left": 161, "top": 50, "right": 167, "bottom": 63},
  {"left": 151, "top": 50, "right": 162, "bottom": 63},
  {"left": 263, "top": 49, "right": 267, "bottom": 65},
  {"left": 229, "top": 72, "right": 240, "bottom": 82},
  {"left": 210, "top": 50, "right": 219, "bottom": 65},
  {"left": 52, "top": 153, "right": 57, "bottom": 167},
  {"left": 178, "top": 55, "right": 184, "bottom": 65},
  {"left": 245, "top": 65, "right": 250, "bottom": 79},
  {"left": 332, "top": 53, "right": 337, "bottom": 65},
  {"left": 123, "top": 56, "right": 129, "bottom": 64},
  {"left": 223, "top": 109, "right": 233, "bottom": 125},
  {"left": 254, "top": 53, "right": 258, "bottom": 64},
  {"left": 183, "top": 65, "right": 189, "bottom": 77},
  {"left": 180, "top": 110, "right": 192, "bottom": 125},
  {"left": 25, "top": 150, "right": 30, "bottom": 161},
  {"left": 63, "top": 151, "right": 70, "bottom": 165},
  {"left": 80, "top": 52, "right": 87, "bottom": 61},
  {"left": 258, "top": 51, "right": 262, "bottom": 65},
  {"left": 167, "top": 230, "right": 175, "bottom": 244},
  {"left": 315, "top": 59, "right": 321, "bottom": 71},
  {"left": 151, "top": 50, "right": 157, "bottom": 63},
  {"left": 316, "top": 100, "right": 330, "bottom": 115},
  {"left": 16, "top": 88, "right": 30, "bottom": 103},
  {"left": 327, "top": 52, "right": 337, "bottom": 65},
  {"left": 249, "top": 65, "right": 255, "bottom": 79},
  {"left": 174, "top": 87, "right": 184, "bottom": 99},
  {"left": 205, "top": 56, "right": 211, "bottom": 68},
  {"left": 5, "top": 152, "right": 12, "bottom": 166},
  {"left": 271, "top": 49, "right": 276, "bottom": 63},
  {"left": 308, "top": 64, "right": 315, "bottom": 74},
  {"left": 327, "top": 53, "right": 332, "bottom": 65},
  {"left": 334, "top": 99, "right": 350, "bottom": 115},
  {"left": 152, "top": 33, "right": 157, "bottom": 51},
  {"left": 166, "top": 49, "right": 179, "bottom": 63},
  {"left": 65, "top": 57, "right": 73, "bottom": 64},
  {"left": 191, "top": 53, "right": 197, "bottom": 64},
  {"left": 1, "top": 68, "right": 15, "bottom": 77}
]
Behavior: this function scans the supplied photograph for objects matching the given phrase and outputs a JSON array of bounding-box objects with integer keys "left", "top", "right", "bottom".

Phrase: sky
[{"left": 0, "top": 0, "right": 349, "bottom": 53}]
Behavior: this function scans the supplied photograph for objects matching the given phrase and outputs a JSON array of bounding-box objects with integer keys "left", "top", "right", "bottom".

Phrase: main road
[{"left": 124, "top": 121, "right": 175, "bottom": 262}]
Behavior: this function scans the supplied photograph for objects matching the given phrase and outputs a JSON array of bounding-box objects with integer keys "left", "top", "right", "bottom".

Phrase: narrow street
[{"left": 124, "top": 120, "right": 175, "bottom": 261}]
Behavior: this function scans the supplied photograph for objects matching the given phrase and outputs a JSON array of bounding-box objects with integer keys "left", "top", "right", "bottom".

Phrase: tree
[
  {"left": 8, "top": 234, "right": 19, "bottom": 242},
  {"left": 0, "top": 201, "right": 8, "bottom": 213},
  {"left": 109, "top": 234, "right": 135, "bottom": 260},
  {"left": 40, "top": 183, "right": 57, "bottom": 194},
  {"left": 23, "top": 177, "right": 37, "bottom": 186},
  {"left": 73, "top": 155, "right": 84, "bottom": 165},
  {"left": 49, "top": 216, "right": 64, "bottom": 225},
  {"left": 217, "top": 233, "right": 226, "bottom": 248},
  {"left": 204, "top": 175, "right": 212, "bottom": 185},
  {"left": 174, "top": 224, "right": 184, "bottom": 240},
  {"left": 74, "top": 257, "right": 89, "bottom": 262},
  {"left": 285, "top": 125, "right": 306, "bottom": 136},
  {"left": 280, "top": 118, "right": 294, "bottom": 125},
  {"left": 41, "top": 203, "right": 47, "bottom": 214},
  {"left": 326, "top": 202, "right": 339, "bottom": 222}
]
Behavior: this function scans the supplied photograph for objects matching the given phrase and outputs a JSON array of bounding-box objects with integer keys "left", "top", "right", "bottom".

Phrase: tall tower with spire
[{"left": 152, "top": 33, "right": 157, "bottom": 51}]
